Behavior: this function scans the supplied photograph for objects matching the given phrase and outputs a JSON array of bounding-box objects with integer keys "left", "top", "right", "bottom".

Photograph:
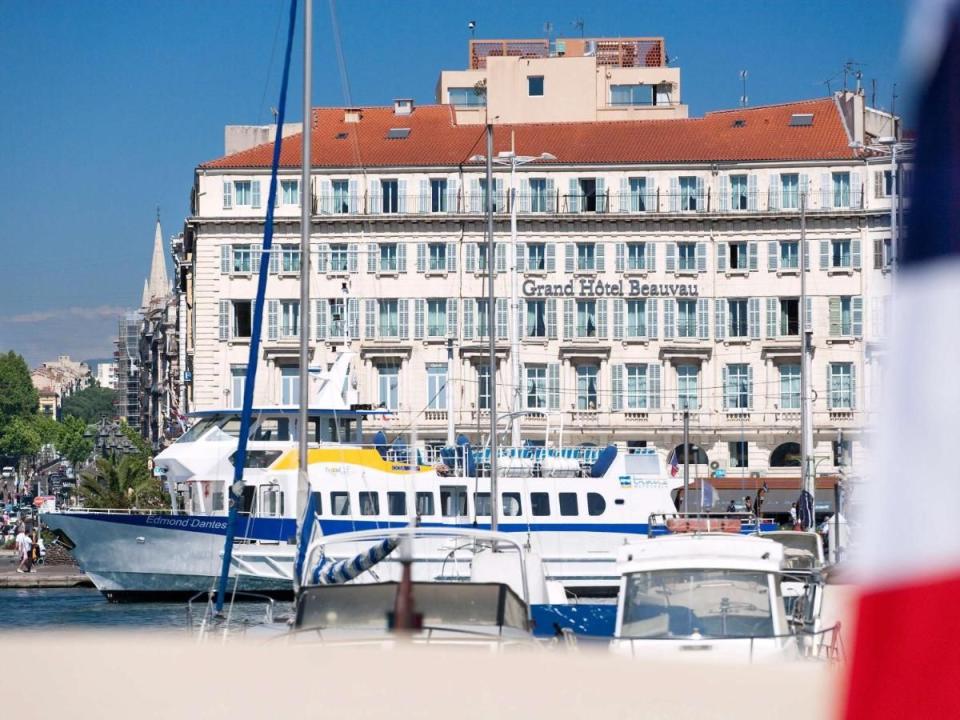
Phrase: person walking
[{"left": 15, "top": 527, "right": 32, "bottom": 573}]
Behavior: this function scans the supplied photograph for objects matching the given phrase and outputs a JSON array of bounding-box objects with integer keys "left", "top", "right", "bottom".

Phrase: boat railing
[
  {"left": 59, "top": 507, "right": 181, "bottom": 516},
  {"left": 646, "top": 511, "right": 764, "bottom": 537}
]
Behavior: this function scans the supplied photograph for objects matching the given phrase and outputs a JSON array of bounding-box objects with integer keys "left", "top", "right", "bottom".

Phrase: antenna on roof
[{"left": 739, "top": 70, "right": 748, "bottom": 108}]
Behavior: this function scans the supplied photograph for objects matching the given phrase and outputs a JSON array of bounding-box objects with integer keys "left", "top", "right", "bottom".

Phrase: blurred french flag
[{"left": 844, "top": 1, "right": 960, "bottom": 717}]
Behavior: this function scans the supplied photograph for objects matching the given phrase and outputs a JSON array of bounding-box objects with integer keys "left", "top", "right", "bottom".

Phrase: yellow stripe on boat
[{"left": 271, "top": 447, "right": 432, "bottom": 475}]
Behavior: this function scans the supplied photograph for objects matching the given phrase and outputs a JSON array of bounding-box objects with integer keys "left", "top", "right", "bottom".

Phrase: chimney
[
  {"left": 344, "top": 107, "right": 363, "bottom": 123},
  {"left": 393, "top": 98, "right": 414, "bottom": 116}
]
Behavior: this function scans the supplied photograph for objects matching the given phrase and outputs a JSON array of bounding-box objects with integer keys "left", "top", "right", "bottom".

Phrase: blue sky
[{"left": 0, "top": 0, "right": 907, "bottom": 366}]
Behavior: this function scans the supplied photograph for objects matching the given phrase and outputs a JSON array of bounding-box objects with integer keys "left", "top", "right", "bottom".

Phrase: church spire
[
  {"left": 146, "top": 212, "right": 170, "bottom": 304},
  {"left": 140, "top": 278, "right": 150, "bottom": 308}
]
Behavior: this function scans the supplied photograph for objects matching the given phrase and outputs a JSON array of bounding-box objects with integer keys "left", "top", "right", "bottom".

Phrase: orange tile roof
[{"left": 201, "top": 97, "right": 855, "bottom": 170}]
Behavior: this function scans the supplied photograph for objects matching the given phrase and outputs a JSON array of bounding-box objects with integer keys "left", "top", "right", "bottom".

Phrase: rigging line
[{"left": 256, "top": 0, "right": 288, "bottom": 126}]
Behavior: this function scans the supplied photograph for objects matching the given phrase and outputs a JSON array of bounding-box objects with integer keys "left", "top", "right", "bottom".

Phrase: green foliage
[
  {"left": 0, "top": 351, "right": 38, "bottom": 433},
  {"left": 56, "top": 416, "right": 94, "bottom": 468},
  {"left": 61, "top": 385, "right": 117, "bottom": 424},
  {"left": 31, "top": 413, "right": 60, "bottom": 446},
  {"left": 118, "top": 419, "right": 151, "bottom": 457},
  {"left": 0, "top": 416, "right": 41, "bottom": 460},
  {"left": 79, "top": 456, "right": 166, "bottom": 509}
]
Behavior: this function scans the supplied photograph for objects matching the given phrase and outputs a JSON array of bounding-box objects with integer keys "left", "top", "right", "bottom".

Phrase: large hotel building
[{"left": 174, "top": 37, "right": 903, "bottom": 496}]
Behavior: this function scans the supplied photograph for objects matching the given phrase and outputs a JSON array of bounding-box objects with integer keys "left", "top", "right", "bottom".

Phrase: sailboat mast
[
  {"left": 297, "top": 0, "right": 312, "bottom": 534},
  {"left": 486, "top": 123, "right": 499, "bottom": 531},
  {"left": 800, "top": 190, "right": 815, "bottom": 522}
]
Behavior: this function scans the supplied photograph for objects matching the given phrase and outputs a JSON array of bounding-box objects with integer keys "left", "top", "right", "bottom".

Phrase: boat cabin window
[
  {"left": 359, "top": 492, "right": 379, "bottom": 515},
  {"left": 531, "top": 492, "right": 550, "bottom": 516},
  {"left": 387, "top": 492, "right": 406, "bottom": 515},
  {"left": 211, "top": 489, "right": 225, "bottom": 513},
  {"left": 259, "top": 485, "right": 284, "bottom": 517},
  {"left": 587, "top": 492, "right": 606, "bottom": 516},
  {"left": 621, "top": 569, "right": 774, "bottom": 639},
  {"left": 502, "top": 492, "right": 522, "bottom": 517},
  {"left": 306, "top": 416, "right": 361, "bottom": 443},
  {"left": 474, "top": 492, "right": 491, "bottom": 516},
  {"left": 559, "top": 492, "right": 579, "bottom": 516},
  {"left": 331, "top": 492, "right": 351, "bottom": 516},
  {"left": 252, "top": 417, "right": 291, "bottom": 441},
  {"left": 177, "top": 416, "right": 223, "bottom": 443},
  {"left": 228, "top": 450, "right": 282, "bottom": 469},
  {"left": 440, "top": 486, "right": 467, "bottom": 517},
  {"left": 416, "top": 492, "right": 435, "bottom": 517}
]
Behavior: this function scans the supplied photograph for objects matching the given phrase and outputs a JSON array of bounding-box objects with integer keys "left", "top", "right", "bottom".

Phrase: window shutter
[
  {"left": 803, "top": 240, "right": 810, "bottom": 270},
  {"left": 520, "top": 180, "right": 531, "bottom": 213},
  {"left": 697, "top": 298, "right": 710, "bottom": 340},
  {"left": 251, "top": 180, "right": 262, "bottom": 209},
  {"left": 220, "top": 245, "right": 231, "bottom": 274},
  {"left": 267, "top": 300, "right": 278, "bottom": 340},
  {"left": 799, "top": 174, "right": 809, "bottom": 206},
  {"left": 447, "top": 178, "right": 459, "bottom": 213},
  {"left": 397, "top": 243, "right": 407, "bottom": 273},
  {"left": 646, "top": 298, "right": 658, "bottom": 339},
  {"left": 516, "top": 242, "right": 526, "bottom": 272},
  {"left": 517, "top": 300, "right": 525, "bottom": 341},
  {"left": 367, "top": 179, "right": 380, "bottom": 214},
  {"left": 645, "top": 176, "right": 656, "bottom": 212},
  {"left": 318, "top": 243, "right": 329, "bottom": 273},
  {"left": 827, "top": 365, "right": 835, "bottom": 410},
  {"left": 365, "top": 300, "right": 376, "bottom": 340},
  {"left": 719, "top": 176, "right": 730, "bottom": 212},
  {"left": 669, "top": 177, "right": 680, "bottom": 212},
  {"left": 447, "top": 298, "right": 459, "bottom": 339},
  {"left": 715, "top": 299, "right": 727, "bottom": 341},
  {"left": 829, "top": 297, "right": 841, "bottom": 336},
  {"left": 768, "top": 174, "right": 780, "bottom": 210},
  {"left": 465, "top": 243, "right": 476, "bottom": 272},
  {"left": 469, "top": 178, "right": 480, "bottom": 212},
  {"left": 250, "top": 244, "right": 261, "bottom": 274},
  {"left": 568, "top": 178, "right": 580, "bottom": 213},
  {"left": 695, "top": 177, "right": 705, "bottom": 209},
  {"left": 850, "top": 363, "right": 857, "bottom": 409},
  {"left": 766, "top": 297, "right": 778, "bottom": 338},
  {"left": 874, "top": 239, "right": 883, "bottom": 269},
  {"left": 722, "top": 365, "right": 729, "bottom": 410},
  {"left": 545, "top": 243, "right": 556, "bottom": 271},
  {"left": 397, "top": 180, "right": 407, "bottom": 213},
  {"left": 367, "top": 243, "right": 378, "bottom": 273},
  {"left": 344, "top": 298, "right": 357, "bottom": 338},
  {"left": 852, "top": 239, "right": 862, "bottom": 269},
  {"left": 314, "top": 299, "right": 327, "bottom": 340},
  {"left": 447, "top": 242, "right": 457, "bottom": 272},
  {"left": 222, "top": 180, "right": 232, "bottom": 209},
  {"left": 218, "top": 301, "right": 229, "bottom": 341},
  {"left": 596, "top": 178, "right": 606, "bottom": 213},
  {"left": 768, "top": 241, "right": 778, "bottom": 271},
  {"left": 611, "top": 365, "right": 623, "bottom": 411},
  {"left": 564, "top": 243, "right": 575, "bottom": 273},
  {"left": 648, "top": 363, "right": 661, "bottom": 409},
  {"left": 546, "top": 298, "right": 557, "bottom": 339},
  {"left": 545, "top": 178, "right": 556, "bottom": 212},
  {"left": 596, "top": 242, "right": 605, "bottom": 272},
  {"left": 805, "top": 297, "right": 813, "bottom": 333},
  {"left": 666, "top": 243, "right": 676, "bottom": 272},
  {"left": 613, "top": 299, "right": 624, "bottom": 339},
  {"left": 419, "top": 180, "right": 429, "bottom": 213},
  {"left": 496, "top": 298, "right": 508, "bottom": 339},
  {"left": 495, "top": 243, "right": 507, "bottom": 273},
  {"left": 616, "top": 243, "right": 625, "bottom": 272},
  {"left": 463, "top": 299, "right": 474, "bottom": 340},
  {"left": 597, "top": 299, "right": 608, "bottom": 339},
  {"left": 417, "top": 243, "right": 426, "bottom": 273},
  {"left": 875, "top": 170, "right": 885, "bottom": 199},
  {"left": 268, "top": 245, "right": 278, "bottom": 274},
  {"left": 748, "top": 297, "right": 760, "bottom": 339},
  {"left": 619, "top": 178, "right": 629, "bottom": 213},
  {"left": 647, "top": 243, "right": 656, "bottom": 272},
  {"left": 394, "top": 298, "right": 406, "bottom": 340},
  {"left": 494, "top": 178, "right": 504, "bottom": 211},
  {"left": 414, "top": 299, "right": 425, "bottom": 339},
  {"left": 747, "top": 174, "right": 758, "bottom": 211},
  {"left": 696, "top": 242, "right": 707, "bottom": 272},
  {"left": 820, "top": 241, "right": 829, "bottom": 270},
  {"left": 820, "top": 173, "right": 831, "bottom": 208},
  {"left": 747, "top": 365, "right": 754, "bottom": 410},
  {"left": 852, "top": 172, "right": 862, "bottom": 207},
  {"left": 563, "top": 299, "right": 574, "bottom": 340},
  {"left": 717, "top": 243, "right": 727, "bottom": 271},
  {"left": 348, "top": 243, "right": 359, "bottom": 273},
  {"left": 852, "top": 296, "right": 864, "bottom": 337},
  {"left": 347, "top": 180, "right": 358, "bottom": 213},
  {"left": 748, "top": 242, "right": 758, "bottom": 271},
  {"left": 547, "top": 363, "right": 560, "bottom": 410},
  {"left": 664, "top": 299, "right": 675, "bottom": 339}
]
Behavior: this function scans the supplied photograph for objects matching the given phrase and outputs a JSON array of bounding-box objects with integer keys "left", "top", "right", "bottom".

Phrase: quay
[{"left": 0, "top": 549, "right": 93, "bottom": 589}]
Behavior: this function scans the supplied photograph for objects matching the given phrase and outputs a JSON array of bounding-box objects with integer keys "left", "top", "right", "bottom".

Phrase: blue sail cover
[{"left": 310, "top": 537, "right": 399, "bottom": 585}]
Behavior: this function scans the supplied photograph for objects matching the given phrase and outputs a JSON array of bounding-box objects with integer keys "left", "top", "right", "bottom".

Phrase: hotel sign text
[{"left": 522, "top": 278, "right": 699, "bottom": 298}]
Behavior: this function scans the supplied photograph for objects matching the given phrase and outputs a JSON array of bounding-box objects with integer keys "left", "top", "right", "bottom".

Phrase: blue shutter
[
  {"left": 564, "top": 243, "right": 575, "bottom": 273},
  {"left": 547, "top": 363, "right": 560, "bottom": 411},
  {"left": 766, "top": 297, "right": 778, "bottom": 338},
  {"left": 399, "top": 298, "right": 409, "bottom": 339},
  {"left": 546, "top": 298, "right": 557, "bottom": 339},
  {"left": 251, "top": 244, "right": 262, "bottom": 274},
  {"left": 648, "top": 364, "right": 661, "bottom": 409},
  {"left": 251, "top": 180, "right": 261, "bottom": 209},
  {"left": 645, "top": 176, "right": 656, "bottom": 212},
  {"left": 596, "top": 242, "right": 605, "bottom": 272},
  {"left": 596, "top": 177, "right": 606, "bottom": 212},
  {"left": 715, "top": 299, "right": 726, "bottom": 341},
  {"left": 367, "top": 243, "right": 378, "bottom": 273},
  {"left": 568, "top": 178, "right": 579, "bottom": 213},
  {"left": 748, "top": 297, "right": 761, "bottom": 339},
  {"left": 448, "top": 298, "right": 458, "bottom": 339},
  {"left": 222, "top": 180, "right": 232, "bottom": 209},
  {"left": 820, "top": 241, "right": 829, "bottom": 270},
  {"left": 348, "top": 297, "right": 360, "bottom": 338},
  {"left": 616, "top": 243, "right": 625, "bottom": 272},
  {"left": 852, "top": 296, "right": 864, "bottom": 336},
  {"left": 597, "top": 299, "right": 608, "bottom": 339},
  {"left": 696, "top": 242, "right": 707, "bottom": 272},
  {"left": 317, "top": 243, "right": 329, "bottom": 273},
  {"left": 768, "top": 241, "right": 778, "bottom": 271},
  {"left": 664, "top": 299, "right": 675, "bottom": 339},
  {"left": 647, "top": 243, "right": 656, "bottom": 271},
  {"left": 748, "top": 242, "right": 758, "bottom": 271},
  {"left": 697, "top": 298, "right": 710, "bottom": 340},
  {"left": 218, "top": 301, "right": 229, "bottom": 341},
  {"left": 516, "top": 242, "right": 526, "bottom": 272},
  {"left": 365, "top": 300, "right": 376, "bottom": 340},
  {"left": 447, "top": 178, "right": 459, "bottom": 213},
  {"left": 220, "top": 245, "right": 231, "bottom": 274},
  {"left": 545, "top": 178, "right": 556, "bottom": 212},
  {"left": 611, "top": 365, "right": 623, "bottom": 411},
  {"left": 417, "top": 243, "right": 426, "bottom": 273},
  {"left": 666, "top": 243, "right": 676, "bottom": 272},
  {"left": 613, "top": 299, "right": 624, "bottom": 339},
  {"left": 267, "top": 300, "right": 278, "bottom": 340},
  {"left": 717, "top": 243, "right": 727, "bottom": 272},
  {"left": 397, "top": 243, "right": 407, "bottom": 273},
  {"left": 545, "top": 243, "right": 556, "bottom": 271},
  {"left": 414, "top": 299, "right": 425, "bottom": 339},
  {"left": 646, "top": 299, "right": 658, "bottom": 339},
  {"left": 465, "top": 243, "right": 476, "bottom": 272},
  {"left": 563, "top": 299, "right": 574, "bottom": 340},
  {"left": 315, "top": 299, "right": 327, "bottom": 340},
  {"left": 747, "top": 174, "right": 758, "bottom": 211},
  {"left": 495, "top": 243, "right": 507, "bottom": 273},
  {"left": 463, "top": 299, "right": 474, "bottom": 340},
  {"left": 496, "top": 298, "right": 508, "bottom": 339},
  {"left": 443, "top": 242, "right": 455, "bottom": 272},
  {"left": 852, "top": 239, "right": 862, "bottom": 269}
]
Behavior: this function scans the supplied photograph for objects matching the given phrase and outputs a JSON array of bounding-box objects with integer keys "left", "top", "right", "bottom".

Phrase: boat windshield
[
  {"left": 176, "top": 415, "right": 225, "bottom": 443},
  {"left": 761, "top": 532, "right": 822, "bottom": 562},
  {"left": 621, "top": 569, "right": 774, "bottom": 639}
]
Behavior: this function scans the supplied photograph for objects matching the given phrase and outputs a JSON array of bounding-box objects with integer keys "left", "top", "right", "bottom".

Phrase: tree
[
  {"left": 61, "top": 385, "right": 117, "bottom": 424},
  {"left": 79, "top": 456, "right": 166, "bottom": 509},
  {"left": 0, "top": 351, "right": 38, "bottom": 433},
  {"left": 0, "top": 416, "right": 41, "bottom": 460},
  {"left": 56, "top": 416, "right": 94, "bottom": 471}
]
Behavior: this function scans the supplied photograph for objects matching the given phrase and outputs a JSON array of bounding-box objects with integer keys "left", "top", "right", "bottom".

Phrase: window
[
  {"left": 576, "top": 300, "right": 597, "bottom": 338},
  {"left": 430, "top": 179, "right": 447, "bottom": 212},
  {"left": 781, "top": 174, "right": 799, "bottom": 209},
  {"left": 526, "top": 365, "right": 547, "bottom": 409},
  {"left": 448, "top": 86, "right": 485, "bottom": 107},
  {"left": 678, "top": 242, "right": 697, "bottom": 271},
  {"left": 626, "top": 364, "right": 648, "bottom": 409},
  {"left": 378, "top": 364, "right": 399, "bottom": 411},
  {"left": 474, "top": 492, "right": 491, "bottom": 516},
  {"left": 780, "top": 241, "right": 799, "bottom": 269},
  {"left": 380, "top": 179, "right": 399, "bottom": 213},
  {"left": 281, "top": 179, "right": 299, "bottom": 206},
  {"left": 559, "top": 492, "right": 579, "bottom": 516},
  {"left": 280, "top": 245, "right": 300, "bottom": 273},
  {"left": 502, "top": 492, "right": 522, "bottom": 516},
  {"left": 415, "top": 492, "right": 435, "bottom": 516},
  {"left": 526, "top": 300, "right": 546, "bottom": 337},
  {"left": 232, "top": 246, "right": 252, "bottom": 273},
  {"left": 233, "top": 301, "right": 251, "bottom": 338},
  {"left": 359, "top": 492, "right": 379, "bottom": 516},
  {"left": 379, "top": 243, "right": 398, "bottom": 272},
  {"left": 728, "top": 299, "right": 748, "bottom": 338},
  {"left": 587, "top": 493, "right": 606, "bottom": 516},
  {"left": 331, "top": 492, "right": 351, "bottom": 516},
  {"left": 780, "top": 364, "right": 800, "bottom": 409},
  {"left": 478, "top": 178, "right": 499, "bottom": 213},
  {"left": 780, "top": 299, "right": 799, "bottom": 336},
  {"left": 476, "top": 299, "right": 490, "bottom": 338},
  {"left": 531, "top": 492, "right": 550, "bottom": 516},
  {"left": 831, "top": 239, "right": 852, "bottom": 268},
  {"left": 626, "top": 300, "right": 646, "bottom": 338},
  {"left": 234, "top": 180, "right": 252, "bottom": 206},
  {"left": 729, "top": 441, "right": 749, "bottom": 468},
  {"left": 387, "top": 491, "right": 406, "bottom": 515},
  {"left": 526, "top": 242, "right": 546, "bottom": 270},
  {"left": 281, "top": 366, "right": 299, "bottom": 405},
  {"left": 528, "top": 75, "right": 544, "bottom": 96},
  {"left": 832, "top": 172, "right": 852, "bottom": 208},
  {"left": 679, "top": 176, "right": 700, "bottom": 211},
  {"left": 833, "top": 439, "right": 853, "bottom": 467},
  {"left": 280, "top": 300, "right": 299, "bottom": 337},
  {"left": 578, "top": 178, "right": 598, "bottom": 212},
  {"left": 628, "top": 178, "right": 647, "bottom": 212},
  {"left": 677, "top": 364, "right": 699, "bottom": 410},
  {"left": 427, "top": 299, "right": 447, "bottom": 337},
  {"left": 230, "top": 366, "right": 246, "bottom": 409},
  {"left": 576, "top": 243, "right": 596, "bottom": 271},
  {"left": 724, "top": 363, "right": 751, "bottom": 409},
  {"left": 728, "top": 242, "right": 749, "bottom": 270},
  {"left": 627, "top": 242, "right": 647, "bottom": 271},
  {"left": 377, "top": 299, "right": 398, "bottom": 337},
  {"left": 831, "top": 297, "right": 856, "bottom": 336},
  {"left": 730, "top": 175, "right": 748, "bottom": 210},
  {"left": 678, "top": 299, "right": 698, "bottom": 338},
  {"left": 610, "top": 83, "right": 651, "bottom": 106},
  {"left": 529, "top": 179, "right": 547, "bottom": 213},
  {"left": 877, "top": 238, "right": 893, "bottom": 269},
  {"left": 426, "top": 364, "right": 447, "bottom": 410},
  {"left": 329, "top": 243, "right": 349, "bottom": 272},
  {"left": 875, "top": 169, "right": 893, "bottom": 198},
  {"left": 476, "top": 243, "right": 489, "bottom": 271},
  {"left": 770, "top": 442, "right": 801, "bottom": 467},
  {"left": 477, "top": 364, "right": 491, "bottom": 410},
  {"left": 440, "top": 487, "right": 467, "bottom": 516},
  {"left": 332, "top": 180, "right": 350, "bottom": 213},
  {"left": 576, "top": 364, "right": 599, "bottom": 410},
  {"left": 829, "top": 362, "right": 854, "bottom": 409},
  {"left": 428, "top": 243, "right": 447, "bottom": 272}
]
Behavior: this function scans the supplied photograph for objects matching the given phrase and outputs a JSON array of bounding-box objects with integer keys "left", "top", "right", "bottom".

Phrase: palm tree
[{"left": 79, "top": 456, "right": 166, "bottom": 509}]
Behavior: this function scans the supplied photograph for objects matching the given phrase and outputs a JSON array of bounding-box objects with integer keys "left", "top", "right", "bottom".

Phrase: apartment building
[{"left": 178, "top": 37, "right": 904, "bottom": 484}]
